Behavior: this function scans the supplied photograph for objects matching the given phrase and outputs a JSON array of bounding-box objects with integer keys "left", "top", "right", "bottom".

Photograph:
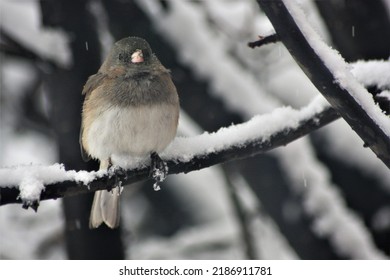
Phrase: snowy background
[{"left": 1, "top": 0, "right": 389, "bottom": 259}]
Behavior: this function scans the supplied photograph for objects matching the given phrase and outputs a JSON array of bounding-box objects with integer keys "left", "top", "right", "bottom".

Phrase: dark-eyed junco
[{"left": 80, "top": 37, "right": 180, "bottom": 229}]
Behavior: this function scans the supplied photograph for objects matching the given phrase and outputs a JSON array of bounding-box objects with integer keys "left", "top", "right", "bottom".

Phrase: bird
[{"left": 80, "top": 37, "right": 180, "bottom": 229}]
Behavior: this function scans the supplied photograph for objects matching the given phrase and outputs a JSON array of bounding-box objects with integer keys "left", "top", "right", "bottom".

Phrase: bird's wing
[
  {"left": 80, "top": 73, "right": 107, "bottom": 162},
  {"left": 82, "top": 73, "right": 107, "bottom": 96}
]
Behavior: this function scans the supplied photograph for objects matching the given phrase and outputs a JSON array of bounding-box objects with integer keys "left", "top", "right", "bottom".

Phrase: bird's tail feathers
[{"left": 89, "top": 159, "right": 121, "bottom": 229}]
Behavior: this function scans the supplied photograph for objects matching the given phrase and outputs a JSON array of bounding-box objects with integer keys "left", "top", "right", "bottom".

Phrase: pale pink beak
[{"left": 131, "top": 49, "right": 144, "bottom": 63}]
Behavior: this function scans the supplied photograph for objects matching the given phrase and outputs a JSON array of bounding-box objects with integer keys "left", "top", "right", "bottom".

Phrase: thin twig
[{"left": 248, "top": 34, "right": 280, "bottom": 48}]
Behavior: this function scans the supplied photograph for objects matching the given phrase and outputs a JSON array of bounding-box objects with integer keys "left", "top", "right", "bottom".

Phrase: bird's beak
[{"left": 131, "top": 49, "right": 144, "bottom": 63}]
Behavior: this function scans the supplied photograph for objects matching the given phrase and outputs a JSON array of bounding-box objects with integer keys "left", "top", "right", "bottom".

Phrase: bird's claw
[
  {"left": 150, "top": 152, "right": 168, "bottom": 191},
  {"left": 108, "top": 165, "right": 127, "bottom": 193}
]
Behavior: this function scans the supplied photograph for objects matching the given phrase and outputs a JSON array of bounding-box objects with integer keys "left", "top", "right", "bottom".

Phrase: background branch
[
  {"left": 2, "top": 0, "right": 388, "bottom": 260},
  {"left": 0, "top": 29, "right": 42, "bottom": 62},
  {"left": 0, "top": 106, "right": 339, "bottom": 207},
  {"left": 257, "top": 0, "right": 390, "bottom": 168}
]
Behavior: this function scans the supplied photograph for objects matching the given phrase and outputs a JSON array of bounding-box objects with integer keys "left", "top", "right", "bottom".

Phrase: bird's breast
[{"left": 85, "top": 104, "right": 178, "bottom": 160}]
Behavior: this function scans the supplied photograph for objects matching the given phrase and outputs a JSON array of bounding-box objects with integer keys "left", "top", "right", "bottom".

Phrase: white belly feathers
[{"left": 86, "top": 104, "right": 177, "bottom": 160}]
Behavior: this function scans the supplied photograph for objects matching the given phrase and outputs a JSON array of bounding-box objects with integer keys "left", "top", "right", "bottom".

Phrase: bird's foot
[
  {"left": 22, "top": 200, "right": 39, "bottom": 212},
  {"left": 150, "top": 152, "right": 168, "bottom": 191},
  {"left": 108, "top": 165, "right": 127, "bottom": 195}
]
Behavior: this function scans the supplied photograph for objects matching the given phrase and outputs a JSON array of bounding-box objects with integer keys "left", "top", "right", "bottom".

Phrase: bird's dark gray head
[{"left": 101, "top": 37, "right": 156, "bottom": 70}]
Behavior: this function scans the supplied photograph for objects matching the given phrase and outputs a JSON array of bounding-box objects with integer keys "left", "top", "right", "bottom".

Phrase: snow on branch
[
  {"left": 131, "top": 0, "right": 388, "bottom": 260},
  {"left": 0, "top": 1, "right": 71, "bottom": 66},
  {"left": 257, "top": 0, "right": 390, "bottom": 169},
  {"left": 137, "top": 0, "right": 280, "bottom": 117},
  {"left": 351, "top": 60, "right": 390, "bottom": 90},
  {"left": 0, "top": 98, "right": 338, "bottom": 208}
]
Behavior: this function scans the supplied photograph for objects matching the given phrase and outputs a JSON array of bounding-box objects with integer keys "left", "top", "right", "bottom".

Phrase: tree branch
[
  {"left": 0, "top": 105, "right": 339, "bottom": 207},
  {"left": 0, "top": 28, "right": 52, "bottom": 65},
  {"left": 247, "top": 34, "right": 280, "bottom": 48},
  {"left": 257, "top": 0, "right": 390, "bottom": 168},
  {"left": 222, "top": 167, "right": 258, "bottom": 259}
]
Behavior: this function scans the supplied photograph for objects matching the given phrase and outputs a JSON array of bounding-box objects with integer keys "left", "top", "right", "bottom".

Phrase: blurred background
[{"left": 0, "top": 0, "right": 389, "bottom": 259}]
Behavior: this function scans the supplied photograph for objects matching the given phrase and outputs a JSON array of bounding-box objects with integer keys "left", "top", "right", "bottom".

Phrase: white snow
[
  {"left": 87, "top": 0, "right": 114, "bottom": 59},
  {"left": 319, "top": 121, "right": 390, "bottom": 190},
  {"left": 0, "top": 59, "right": 38, "bottom": 102},
  {"left": 0, "top": 0, "right": 72, "bottom": 67},
  {"left": 159, "top": 111, "right": 297, "bottom": 259},
  {"left": 0, "top": 96, "right": 330, "bottom": 201},
  {"left": 276, "top": 138, "right": 386, "bottom": 259},
  {"left": 0, "top": 127, "right": 57, "bottom": 167},
  {"left": 284, "top": 0, "right": 390, "bottom": 137},
  {"left": 377, "top": 90, "right": 390, "bottom": 101},
  {"left": 351, "top": 60, "right": 390, "bottom": 90},
  {"left": 164, "top": 96, "right": 330, "bottom": 162},
  {"left": 312, "top": 61, "right": 390, "bottom": 190},
  {"left": 0, "top": 163, "right": 102, "bottom": 188},
  {"left": 2, "top": 0, "right": 388, "bottom": 260},
  {"left": 229, "top": 173, "right": 298, "bottom": 259},
  {"left": 136, "top": 0, "right": 279, "bottom": 116},
  {"left": 204, "top": 1, "right": 256, "bottom": 37},
  {"left": 130, "top": 222, "right": 241, "bottom": 259},
  {"left": 0, "top": 164, "right": 104, "bottom": 203},
  {"left": 0, "top": 200, "right": 65, "bottom": 259},
  {"left": 133, "top": 0, "right": 388, "bottom": 260},
  {"left": 19, "top": 176, "right": 45, "bottom": 205}
]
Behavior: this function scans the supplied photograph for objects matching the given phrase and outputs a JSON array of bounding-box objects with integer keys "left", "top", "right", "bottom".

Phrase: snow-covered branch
[
  {"left": 135, "top": 0, "right": 388, "bottom": 259},
  {"left": 0, "top": 98, "right": 338, "bottom": 208},
  {"left": 257, "top": 0, "right": 390, "bottom": 168},
  {"left": 0, "top": 1, "right": 71, "bottom": 67}
]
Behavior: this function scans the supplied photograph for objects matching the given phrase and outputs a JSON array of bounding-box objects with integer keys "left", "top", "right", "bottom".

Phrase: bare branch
[{"left": 247, "top": 34, "right": 280, "bottom": 48}]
